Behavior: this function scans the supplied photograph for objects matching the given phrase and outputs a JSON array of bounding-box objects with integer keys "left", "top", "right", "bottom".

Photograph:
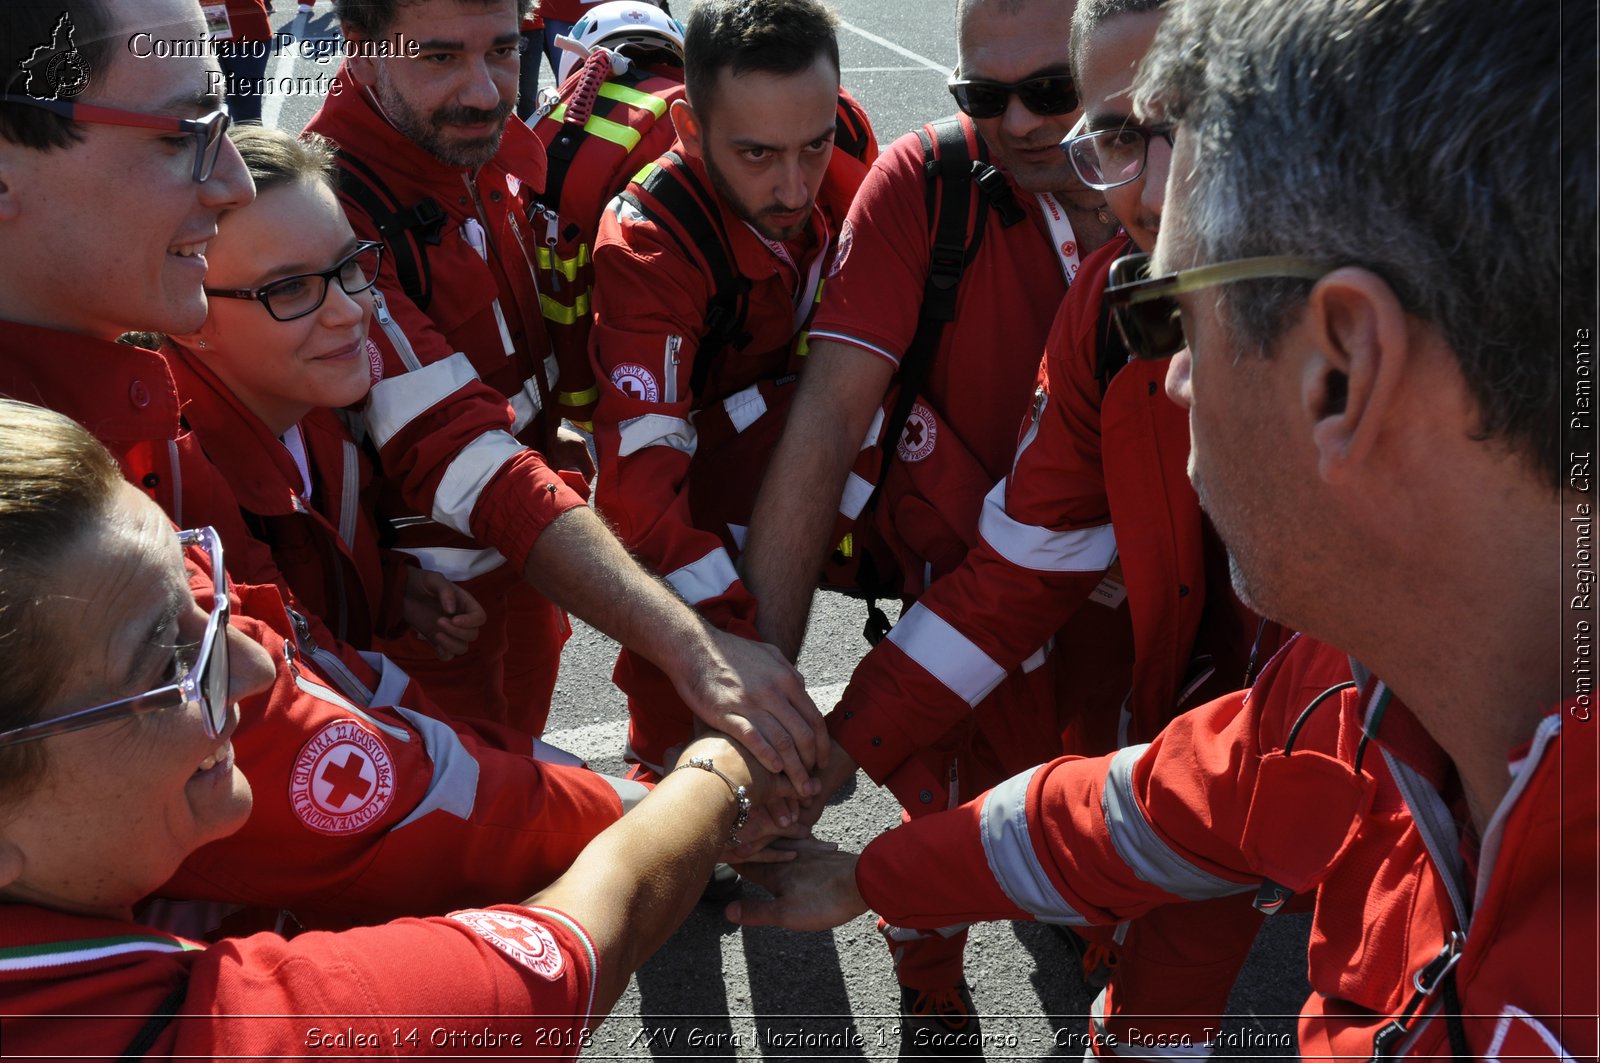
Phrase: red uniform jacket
[
  {"left": 0, "top": 903, "right": 597, "bottom": 1059},
  {"left": 306, "top": 71, "right": 588, "bottom": 591},
  {"left": 163, "top": 341, "right": 411, "bottom": 649},
  {"left": 856, "top": 635, "right": 1598, "bottom": 1061},
  {"left": 0, "top": 324, "right": 631, "bottom": 924},
  {"left": 834, "top": 237, "right": 1268, "bottom": 808}
]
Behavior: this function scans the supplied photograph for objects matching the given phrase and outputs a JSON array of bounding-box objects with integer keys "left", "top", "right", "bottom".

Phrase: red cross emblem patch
[
  {"left": 450, "top": 910, "right": 566, "bottom": 980},
  {"left": 896, "top": 402, "right": 938, "bottom": 463},
  {"left": 610, "top": 362, "right": 660, "bottom": 403},
  {"left": 290, "top": 719, "right": 396, "bottom": 835}
]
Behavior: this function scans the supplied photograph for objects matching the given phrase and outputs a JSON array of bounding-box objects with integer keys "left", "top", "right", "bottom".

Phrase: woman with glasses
[
  {"left": 0, "top": 398, "right": 785, "bottom": 1060},
  {"left": 152, "top": 125, "right": 486, "bottom": 663}
]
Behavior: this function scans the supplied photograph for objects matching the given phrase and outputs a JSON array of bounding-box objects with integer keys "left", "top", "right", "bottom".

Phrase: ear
[
  {"left": 345, "top": 33, "right": 380, "bottom": 87},
  {"left": 1301, "top": 267, "right": 1412, "bottom": 484},
  {"left": 670, "top": 99, "right": 703, "bottom": 160},
  {"left": 0, "top": 840, "right": 24, "bottom": 892}
]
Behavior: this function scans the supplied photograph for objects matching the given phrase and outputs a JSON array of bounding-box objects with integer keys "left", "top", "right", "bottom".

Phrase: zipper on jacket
[
  {"left": 285, "top": 605, "right": 374, "bottom": 706},
  {"left": 371, "top": 290, "right": 423, "bottom": 372}
]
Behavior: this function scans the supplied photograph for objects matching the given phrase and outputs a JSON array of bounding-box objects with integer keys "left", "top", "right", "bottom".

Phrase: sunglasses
[
  {"left": 947, "top": 73, "right": 1079, "bottom": 119},
  {"left": 206, "top": 241, "right": 385, "bottom": 323},
  {"left": 0, "top": 527, "right": 233, "bottom": 748},
  {"left": 0, "top": 94, "right": 232, "bottom": 183},
  {"left": 1105, "top": 253, "right": 1330, "bottom": 360}
]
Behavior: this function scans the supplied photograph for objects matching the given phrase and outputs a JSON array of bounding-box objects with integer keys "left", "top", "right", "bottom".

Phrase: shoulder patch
[
  {"left": 896, "top": 401, "right": 938, "bottom": 463},
  {"left": 828, "top": 218, "right": 854, "bottom": 278},
  {"left": 365, "top": 339, "right": 385, "bottom": 386},
  {"left": 610, "top": 362, "right": 661, "bottom": 402},
  {"left": 290, "top": 719, "right": 397, "bottom": 835},
  {"left": 449, "top": 910, "right": 566, "bottom": 981}
]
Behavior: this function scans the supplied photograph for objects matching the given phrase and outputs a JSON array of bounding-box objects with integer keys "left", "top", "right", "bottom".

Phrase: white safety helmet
[{"left": 553, "top": 1, "right": 686, "bottom": 86}]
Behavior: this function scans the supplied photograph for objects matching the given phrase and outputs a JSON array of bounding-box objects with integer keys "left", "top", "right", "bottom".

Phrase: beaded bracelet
[{"left": 674, "top": 756, "right": 751, "bottom": 845}]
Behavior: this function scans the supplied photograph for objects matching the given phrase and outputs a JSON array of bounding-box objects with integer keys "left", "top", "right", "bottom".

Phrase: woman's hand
[
  {"left": 402, "top": 569, "right": 488, "bottom": 660},
  {"left": 725, "top": 842, "right": 869, "bottom": 932}
]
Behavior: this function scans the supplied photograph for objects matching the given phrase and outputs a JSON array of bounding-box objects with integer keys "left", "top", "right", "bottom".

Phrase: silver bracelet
[{"left": 675, "top": 756, "right": 751, "bottom": 844}]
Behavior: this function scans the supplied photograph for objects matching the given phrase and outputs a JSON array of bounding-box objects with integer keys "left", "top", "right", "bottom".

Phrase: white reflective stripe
[
  {"left": 722, "top": 384, "right": 768, "bottom": 433},
  {"left": 509, "top": 374, "right": 543, "bottom": 435},
  {"left": 665, "top": 547, "right": 740, "bottom": 605},
  {"left": 886, "top": 602, "right": 1007, "bottom": 707},
  {"left": 291, "top": 673, "right": 410, "bottom": 742},
  {"left": 390, "top": 705, "right": 481, "bottom": 827},
  {"left": 490, "top": 297, "right": 515, "bottom": 356},
  {"left": 432, "top": 431, "right": 527, "bottom": 535},
  {"left": 544, "top": 353, "right": 560, "bottom": 392},
  {"left": 979, "top": 765, "right": 1088, "bottom": 924},
  {"left": 338, "top": 439, "right": 360, "bottom": 549},
  {"left": 839, "top": 471, "right": 874, "bottom": 519},
  {"left": 365, "top": 352, "right": 481, "bottom": 448},
  {"left": 979, "top": 480, "right": 1118, "bottom": 572},
  {"left": 1101, "top": 745, "right": 1254, "bottom": 900},
  {"left": 861, "top": 405, "right": 886, "bottom": 450},
  {"left": 618, "top": 413, "right": 698, "bottom": 458},
  {"left": 394, "top": 544, "right": 508, "bottom": 582},
  {"left": 727, "top": 523, "right": 748, "bottom": 551},
  {"left": 355, "top": 650, "right": 415, "bottom": 710},
  {"left": 1020, "top": 639, "right": 1052, "bottom": 673},
  {"left": 882, "top": 921, "right": 970, "bottom": 942}
]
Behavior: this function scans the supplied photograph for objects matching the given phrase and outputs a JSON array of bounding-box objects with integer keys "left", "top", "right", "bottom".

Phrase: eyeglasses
[
  {"left": 0, "top": 527, "right": 232, "bottom": 749},
  {"left": 204, "top": 241, "right": 385, "bottom": 322},
  {"left": 1061, "top": 114, "right": 1176, "bottom": 190},
  {"left": 0, "top": 94, "right": 232, "bottom": 183},
  {"left": 947, "top": 73, "right": 1079, "bottom": 119},
  {"left": 1105, "top": 252, "right": 1330, "bottom": 360}
]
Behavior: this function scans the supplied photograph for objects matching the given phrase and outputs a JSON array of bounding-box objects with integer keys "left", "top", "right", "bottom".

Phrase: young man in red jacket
[
  {"left": 305, "top": 0, "right": 827, "bottom": 789},
  {"left": 732, "top": 0, "right": 1598, "bottom": 1058},
  {"left": 586, "top": 0, "right": 853, "bottom": 781}
]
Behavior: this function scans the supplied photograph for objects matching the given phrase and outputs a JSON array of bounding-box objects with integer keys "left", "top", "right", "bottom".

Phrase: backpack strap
[
  {"left": 333, "top": 150, "right": 448, "bottom": 311},
  {"left": 617, "top": 152, "right": 751, "bottom": 397},
  {"left": 117, "top": 978, "right": 189, "bottom": 1062}
]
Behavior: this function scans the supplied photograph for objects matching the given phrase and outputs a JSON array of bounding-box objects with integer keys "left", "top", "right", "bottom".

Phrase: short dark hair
[
  {"left": 1070, "top": 0, "right": 1162, "bottom": 87},
  {"left": 0, "top": 399, "right": 127, "bottom": 804},
  {"left": 334, "top": 0, "right": 534, "bottom": 40},
  {"left": 682, "top": 0, "right": 840, "bottom": 116},
  {"left": 1138, "top": 0, "right": 1592, "bottom": 489},
  {"left": 0, "top": 0, "right": 117, "bottom": 150}
]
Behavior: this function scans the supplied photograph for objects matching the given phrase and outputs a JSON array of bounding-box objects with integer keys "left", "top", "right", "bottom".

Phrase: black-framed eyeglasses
[
  {"left": 1061, "top": 114, "right": 1176, "bottom": 191},
  {"left": 0, "top": 94, "right": 232, "bottom": 183},
  {"left": 1105, "top": 252, "right": 1330, "bottom": 360},
  {"left": 0, "top": 527, "right": 232, "bottom": 749},
  {"left": 947, "top": 73, "right": 1079, "bottom": 119},
  {"left": 204, "top": 241, "right": 385, "bottom": 322}
]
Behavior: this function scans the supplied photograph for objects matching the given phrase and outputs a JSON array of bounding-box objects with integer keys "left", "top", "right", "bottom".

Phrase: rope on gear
[{"left": 564, "top": 48, "right": 614, "bottom": 128}]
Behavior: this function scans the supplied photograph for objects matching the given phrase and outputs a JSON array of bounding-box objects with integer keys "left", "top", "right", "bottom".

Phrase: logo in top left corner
[{"left": 17, "top": 13, "right": 91, "bottom": 101}]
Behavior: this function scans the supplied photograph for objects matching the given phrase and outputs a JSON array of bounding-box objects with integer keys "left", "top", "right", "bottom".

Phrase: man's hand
[
  {"left": 402, "top": 568, "right": 488, "bottom": 660},
  {"left": 726, "top": 843, "right": 868, "bottom": 931},
  {"left": 795, "top": 739, "right": 858, "bottom": 830},
  {"left": 551, "top": 422, "right": 597, "bottom": 482},
  {"left": 668, "top": 627, "right": 829, "bottom": 798}
]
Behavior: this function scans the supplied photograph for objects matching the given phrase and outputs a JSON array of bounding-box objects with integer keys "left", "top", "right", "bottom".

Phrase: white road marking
[{"left": 839, "top": 20, "right": 954, "bottom": 77}]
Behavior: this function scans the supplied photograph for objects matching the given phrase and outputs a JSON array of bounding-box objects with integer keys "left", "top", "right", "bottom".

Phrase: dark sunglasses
[
  {"left": 0, "top": 527, "right": 232, "bottom": 748},
  {"left": 0, "top": 94, "right": 231, "bottom": 183},
  {"left": 1105, "top": 253, "right": 1330, "bottom": 360},
  {"left": 947, "top": 73, "right": 1079, "bottom": 119}
]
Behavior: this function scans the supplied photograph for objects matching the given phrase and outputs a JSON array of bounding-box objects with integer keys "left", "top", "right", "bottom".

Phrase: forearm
[
  {"left": 743, "top": 341, "right": 894, "bottom": 659},
  {"left": 527, "top": 738, "right": 762, "bottom": 1012},
  {"left": 522, "top": 504, "right": 711, "bottom": 675}
]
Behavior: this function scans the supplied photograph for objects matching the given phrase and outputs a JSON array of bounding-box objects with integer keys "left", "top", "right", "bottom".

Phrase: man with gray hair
[{"left": 730, "top": 0, "right": 1597, "bottom": 1057}]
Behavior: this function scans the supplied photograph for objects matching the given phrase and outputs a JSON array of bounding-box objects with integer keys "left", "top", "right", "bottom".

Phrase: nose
[
  {"left": 1165, "top": 343, "right": 1194, "bottom": 409},
  {"left": 1141, "top": 135, "right": 1173, "bottom": 224},
  {"left": 999, "top": 89, "right": 1042, "bottom": 139},
  {"left": 318, "top": 280, "right": 369, "bottom": 329},
  {"left": 224, "top": 622, "right": 278, "bottom": 707},
  {"left": 200, "top": 135, "right": 256, "bottom": 210},
  {"left": 458, "top": 57, "right": 506, "bottom": 113},
  {"left": 774, "top": 155, "right": 808, "bottom": 211}
]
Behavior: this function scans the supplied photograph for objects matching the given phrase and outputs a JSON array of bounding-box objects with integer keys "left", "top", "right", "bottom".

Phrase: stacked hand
[{"left": 402, "top": 568, "right": 487, "bottom": 660}]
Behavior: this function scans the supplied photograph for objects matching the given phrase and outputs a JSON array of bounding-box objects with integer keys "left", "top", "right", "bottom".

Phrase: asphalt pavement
[{"left": 262, "top": 3, "right": 1311, "bottom": 1057}]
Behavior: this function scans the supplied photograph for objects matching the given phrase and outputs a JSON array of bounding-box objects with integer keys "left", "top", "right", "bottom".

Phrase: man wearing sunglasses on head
[
  {"left": 738, "top": 0, "right": 1122, "bottom": 1051},
  {"left": 0, "top": 0, "right": 657, "bottom": 936},
  {"left": 734, "top": 0, "right": 1596, "bottom": 1059}
]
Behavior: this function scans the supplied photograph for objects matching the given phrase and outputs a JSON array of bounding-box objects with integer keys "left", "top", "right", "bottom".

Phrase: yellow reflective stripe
[
  {"left": 597, "top": 81, "right": 669, "bottom": 117},
  {"left": 631, "top": 161, "right": 658, "bottom": 186},
  {"left": 837, "top": 533, "right": 854, "bottom": 558},
  {"left": 549, "top": 102, "right": 569, "bottom": 123},
  {"left": 540, "top": 290, "right": 592, "bottom": 325},
  {"left": 535, "top": 243, "right": 591, "bottom": 283},
  {"left": 579, "top": 113, "right": 642, "bottom": 151},
  {"left": 558, "top": 386, "right": 600, "bottom": 408},
  {"left": 796, "top": 332, "right": 810, "bottom": 359}
]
